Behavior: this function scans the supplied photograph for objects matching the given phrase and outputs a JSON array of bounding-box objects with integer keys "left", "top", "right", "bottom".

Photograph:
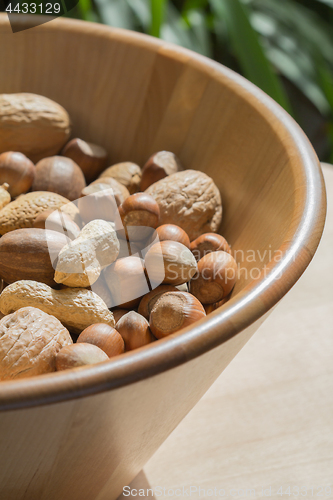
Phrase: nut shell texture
[
  {"left": 56, "top": 343, "right": 109, "bottom": 371},
  {"left": 77, "top": 324, "right": 124, "bottom": 358},
  {"left": 189, "top": 251, "right": 237, "bottom": 304},
  {"left": 0, "top": 280, "right": 115, "bottom": 334},
  {"left": 0, "top": 228, "right": 69, "bottom": 286},
  {"left": 54, "top": 219, "right": 119, "bottom": 287},
  {"left": 32, "top": 156, "right": 86, "bottom": 201},
  {"left": 190, "top": 233, "right": 231, "bottom": 261},
  {"left": 33, "top": 209, "right": 80, "bottom": 240},
  {"left": 0, "top": 151, "right": 35, "bottom": 198},
  {"left": 0, "top": 191, "right": 71, "bottom": 235},
  {"left": 146, "top": 170, "right": 222, "bottom": 241},
  {"left": 0, "top": 306, "right": 72, "bottom": 380},
  {"left": 138, "top": 284, "right": 179, "bottom": 319},
  {"left": 145, "top": 241, "right": 197, "bottom": 286},
  {"left": 0, "top": 93, "right": 71, "bottom": 162},
  {"left": 140, "top": 151, "right": 183, "bottom": 191},
  {"left": 99, "top": 162, "right": 141, "bottom": 194},
  {"left": 149, "top": 291, "right": 206, "bottom": 339},
  {"left": 116, "top": 311, "right": 153, "bottom": 351},
  {"left": 62, "top": 138, "right": 108, "bottom": 183}
]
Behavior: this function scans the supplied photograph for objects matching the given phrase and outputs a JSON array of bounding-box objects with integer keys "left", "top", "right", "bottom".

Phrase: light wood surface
[
  {"left": 121, "top": 164, "right": 333, "bottom": 499},
  {"left": 0, "top": 15, "right": 327, "bottom": 500}
]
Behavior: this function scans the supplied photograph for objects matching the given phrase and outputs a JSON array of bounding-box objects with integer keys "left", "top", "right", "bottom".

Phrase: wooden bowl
[{"left": 0, "top": 15, "right": 326, "bottom": 500}]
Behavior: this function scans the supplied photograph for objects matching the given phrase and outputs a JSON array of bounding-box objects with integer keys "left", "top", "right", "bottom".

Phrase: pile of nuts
[{"left": 0, "top": 92, "right": 237, "bottom": 381}]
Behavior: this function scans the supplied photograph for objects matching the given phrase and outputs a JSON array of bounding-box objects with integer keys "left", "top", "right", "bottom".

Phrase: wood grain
[{"left": 0, "top": 14, "right": 327, "bottom": 500}]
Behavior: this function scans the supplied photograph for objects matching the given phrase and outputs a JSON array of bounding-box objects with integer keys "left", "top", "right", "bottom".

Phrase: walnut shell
[
  {"left": 0, "top": 191, "right": 71, "bottom": 235},
  {"left": 146, "top": 170, "right": 222, "bottom": 241},
  {"left": 0, "top": 280, "right": 115, "bottom": 334},
  {"left": 0, "top": 93, "right": 71, "bottom": 163},
  {"left": 0, "top": 306, "right": 72, "bottom": 380}
]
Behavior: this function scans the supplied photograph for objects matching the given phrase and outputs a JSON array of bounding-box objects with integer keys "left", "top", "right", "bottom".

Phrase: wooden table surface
[{"left": 119, "top": 164, "right": 333, "bottom": 500}]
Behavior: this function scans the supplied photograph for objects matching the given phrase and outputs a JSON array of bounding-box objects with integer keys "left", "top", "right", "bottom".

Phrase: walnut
[
  {"left": 145, "top": 170, "right": 222, "bottom": 241},
  {"left": 0, "top": 307, "right": 72, "bottom": 380}
]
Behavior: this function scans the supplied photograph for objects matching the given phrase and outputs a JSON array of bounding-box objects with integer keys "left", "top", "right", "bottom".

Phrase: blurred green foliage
[{"left": 67, "top": 0, "right": 333, "bottom": 161}]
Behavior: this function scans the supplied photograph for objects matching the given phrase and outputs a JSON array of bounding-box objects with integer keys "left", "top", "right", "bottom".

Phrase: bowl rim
[{"left": 0, "top": 15, "right": 327, "bottom": 410}]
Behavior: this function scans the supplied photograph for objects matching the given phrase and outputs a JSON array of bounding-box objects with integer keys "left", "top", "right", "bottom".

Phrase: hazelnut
[
  {"left": 79, "top": 178, "right": 129, "bottom": 225},
  {"left": 138, "top": 285, "right": 178, "bottom": 319},
  {"left": 78, "top": 190, "right": 119, "bottom": 227},
  {"left": 116, "top": 311, "right": 154, "bottom": 351},
  {"left": 0, "top": 151, "right": 35, "bottom": 198},
  {"left": 119, "top": 193, "right": 160, "bottom": 242},
  {"left": 145, "top": 240, "right": 198, "bottom": 287},
  {"left": 153, "top": 224, "right": 190, "bottom": 248},
  {"left": 116, "top": 237, "right": 142, "bottom": 260},
  {"left": 149, "top": 291, "right": 206, "bottom": 339},
  {"left": 140, "top": 151, "right": 183, "bottom": 191},
  {"left": 190, "top": 233, "right": 231, "bottom": 261},
  {"left": 90, "top": 274, "right": 113, "bottom": 307},
  {"left": 62, "top": 138, "right": 108, "bottom": 183},
  {"left": 103, "top": 256, "right": 150, "bottom": 308},
  {"left": 99, "top": 162, "right": 141, "bottom": 194},
  {"left": 77, "top": 323, "right": 124, "bottom": 358},
  {"left": 33, "top": 209, "right": 81, "bottom": 240},
  {"left": 82, "top": 177, "right": 130, "bottom": 206},
  {"left": 56, "top": 343, "right": 109, "bottom": 371},
  {"left": 32, "top": 156, "right": 86, "bottom": 201},
  {"left": 189, "top": 251, "right": 237, "bottom": 304}
]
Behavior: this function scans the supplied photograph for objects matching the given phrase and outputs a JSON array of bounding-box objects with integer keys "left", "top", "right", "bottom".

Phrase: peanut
[
  {"left": 0, "top": 191, "right": 72, "bottom": 235},
  {"left": 0, "top": 280, "right": 115, "bottom": 334},
  {"left": 54, "top": 219, "right": 120, "bottom": 287}
]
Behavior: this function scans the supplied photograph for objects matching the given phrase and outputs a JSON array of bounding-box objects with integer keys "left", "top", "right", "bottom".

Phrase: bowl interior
[
  {"left": 0, "top": 16, "right": 298, "bottom": 294},
  {"left": 0, "top": 15, "right": 326, "bottom": 401}
]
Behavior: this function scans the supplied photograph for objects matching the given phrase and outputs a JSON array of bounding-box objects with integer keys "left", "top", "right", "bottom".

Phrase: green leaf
[
  {"left": 94, "top": 0, "right": 134, "bottom": 29},
  {"left": 251, "top": 0, "right": 333, "bottom": 65},
  {"left": 127, "top": 0, "right": 151, "bottom": 29},
  {"left": 247, "top": 0, "right": 333, "bottom": 116},
  {"left": 313, "top": 0, "right": 333, "bottom": 6},
  {"left": 210, "top": 0, "right": 292, "bottom": 113},
  {"left": 316, "top": 56, "right": 333, "bottom": 112},
  {"left": 161, "top": 9, "right": 193, "bottom": 48},
  {"left": 266, "top": 46, "right": 329, "bottom": 115},
  {"left": 182, "top": 0, "right": 208, "bottom": 13},
  {"left": 183, "top": 8, "right": 213, "bottom": 56},
  {"left": 76, "top": 0, "right": 99, "bottom": 22},
  {"left": 150, "top": 0, "right": 167, "bottom": 37}
]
